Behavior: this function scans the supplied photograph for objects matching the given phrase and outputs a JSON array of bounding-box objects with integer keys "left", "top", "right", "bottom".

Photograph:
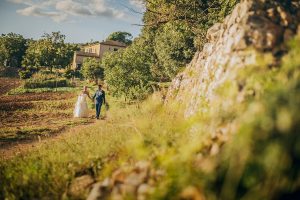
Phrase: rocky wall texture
[{"left": 165, "top": 0, "right": 300, "bottom": 118}]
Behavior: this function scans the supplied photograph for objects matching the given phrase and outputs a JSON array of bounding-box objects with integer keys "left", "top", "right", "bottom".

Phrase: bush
[
  {"left": 73, "top": 70, "right": 83, "bottom": 79},
  {"left": 19, "top": 69, "right": 32, "bottom": 79},
  {"left": 63, "top": 69, "right": 74, "bottom": 79},
  {"left": 39, "top": 70, "right": 59, "bottom": 76},
  {"left": 32, "top": 71, "right": 57, "bottom": 80},
  {"left": 24, "top": 78, "right": 70, "bottom": 89},
  {"left": 0, "top": 66, "right": 19, "bottom": 78},
  {"left": 18, "top": 67, "right": 37, "bottom": 79}
]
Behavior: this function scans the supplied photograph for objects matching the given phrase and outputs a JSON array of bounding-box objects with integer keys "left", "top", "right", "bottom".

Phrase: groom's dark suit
[{"left": 93, "top": 89, "right": 106, "bottom": 119}]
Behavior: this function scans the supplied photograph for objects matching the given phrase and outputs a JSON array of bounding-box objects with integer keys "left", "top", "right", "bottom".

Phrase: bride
[{"left": 74, "top": 86, "right": 91, "bottom": 118}]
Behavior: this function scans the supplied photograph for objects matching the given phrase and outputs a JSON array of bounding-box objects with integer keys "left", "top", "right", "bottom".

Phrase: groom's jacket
[{"left": 93, "top": 90, "right": 105, "bottom": 104}]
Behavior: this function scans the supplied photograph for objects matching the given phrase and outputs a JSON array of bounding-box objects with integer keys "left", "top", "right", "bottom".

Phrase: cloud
[
  {"left": 9, "top": 0, "right": 129, "bottom": 22},
  {"left": 91, "top": 0, "right": 125, "bottom": 18},
  {"left": 16, "top": 4, "right": 67, "bottom": 22},
  {"left": 129, "top": 0, "right": 145, "bottom": 10},
  {"left": 7, "top": 0, "right": 33, "bottom": 5},
  {"left": 56, "top": 0, "right": 92, "bottom": 16}
]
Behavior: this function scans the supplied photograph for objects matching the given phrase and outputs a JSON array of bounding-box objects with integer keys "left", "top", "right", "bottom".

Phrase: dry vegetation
[
  {"left": 0, "top": 79, "right": 94, "bottom": 156},
  {"left": 0, "top": 78, "right": 21, "bottom": 95}
]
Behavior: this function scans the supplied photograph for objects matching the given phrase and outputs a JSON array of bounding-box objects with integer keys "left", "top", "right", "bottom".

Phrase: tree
[
  {"left": 107, "top": 31, "right": 133, "bottom": 45},
  {"left": 154, "top": 22, "right": 196, "bottom": 79},
  {"left": 143, "top": 0, "right": 239, "bottom": 49},
  {"left": 22, "top": 32, "right": 78, "bottom": 72},
  {"left": 103, "top": 36, "right": 154, "bottom": 100},
  {"left": 0, "top": 33, "right": 27, "bottom": 67},
  {"left": 81, "top": 58, "right": 104, "bottom": 84},
  {"left": 102, "top": 0, "right": 241, "bottom": 100}
]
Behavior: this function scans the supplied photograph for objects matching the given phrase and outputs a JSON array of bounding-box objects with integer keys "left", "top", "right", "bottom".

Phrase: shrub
[
  {"left": 18, "top": 67, "right": 37, "bottom": 79},
  {"left": 0, "top": 66, "right": 19, "bottom": 78},
  {"left": 24, "top": 78, "right": 70, "bottom": 89},
  {"left": 63, "top": 69, "right": 74, "bottom": 79},
  {"left": 73, "top": 70, "right": 83, "bottom": 79},
  {"left": 32, "top": 71, "right": 57, "bottom": 80}
]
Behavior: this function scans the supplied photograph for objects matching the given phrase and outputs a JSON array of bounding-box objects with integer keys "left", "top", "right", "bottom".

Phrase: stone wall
[{"left": 165, "top": 0, "right": 300, "bottom": 118}]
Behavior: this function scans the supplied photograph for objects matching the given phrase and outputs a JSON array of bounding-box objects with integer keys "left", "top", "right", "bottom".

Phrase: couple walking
[{"left": 74, "top": 85, "right": 106, "bottom": 119}]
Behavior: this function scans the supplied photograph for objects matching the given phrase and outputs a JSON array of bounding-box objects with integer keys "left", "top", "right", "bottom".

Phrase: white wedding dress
[{"left": 74, "top": 94, "right": 89, "bottom": 118}]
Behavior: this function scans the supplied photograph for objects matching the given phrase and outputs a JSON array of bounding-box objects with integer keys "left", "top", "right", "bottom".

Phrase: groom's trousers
[{"left": 95, "top": 103, "right": 102, "bottom": 119}]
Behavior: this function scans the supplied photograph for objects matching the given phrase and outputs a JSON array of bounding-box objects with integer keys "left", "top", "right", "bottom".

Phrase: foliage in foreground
[{"left": 1, "top": 37, "right": 300, "bottom": 199}]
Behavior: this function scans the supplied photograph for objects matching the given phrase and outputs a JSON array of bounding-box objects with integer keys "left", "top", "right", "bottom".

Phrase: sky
[{"left": 0, "top": 0, "right": 145, "bottom": 43}]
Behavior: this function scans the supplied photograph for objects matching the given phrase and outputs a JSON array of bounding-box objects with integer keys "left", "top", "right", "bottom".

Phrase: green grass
[
  {"left": 7, "top": 86, "right": 77, "bottom": 95},
  {"left": 1, "top": 37, "right": 300, "bottom": 200}
]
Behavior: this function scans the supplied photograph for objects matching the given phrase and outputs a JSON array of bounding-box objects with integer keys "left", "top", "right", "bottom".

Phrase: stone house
[{"left": 72, "top": 40, "right": 127, "bottom": 70}]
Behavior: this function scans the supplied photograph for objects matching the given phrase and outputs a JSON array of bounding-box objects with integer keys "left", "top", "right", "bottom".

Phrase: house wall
[
  {"left": 72, "top": 43, "right": 126, "bottom": 70},
  {"left": 84, "top": 44, "right": 101, "bottom": 56},
  {"left": 99, "top": 44, "right": 125, "bottom": 58}
]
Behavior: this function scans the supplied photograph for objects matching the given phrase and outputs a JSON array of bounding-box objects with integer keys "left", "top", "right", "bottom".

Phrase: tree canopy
[
  {"left": 22, "top": 32, "right": 78, "bottom": 73},
  {"left": 0, "top": 33, "right": 27, "bottom": 68},
  {"left": 81, "top": 58, "right": 104, "bottom": 84},
  {"left": 106, "top": 31, "right": 133, "bottom": 45},
  {"left": 103, "top": 36, "right": 153, "bottom": 100},
  {"left": 102, "top": 0, "right": 240, "bottom": 100}
]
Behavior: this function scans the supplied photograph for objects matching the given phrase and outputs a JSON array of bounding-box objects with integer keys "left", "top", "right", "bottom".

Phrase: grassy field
[
  {"left": 0, "top": 93, "right": 177, "bottom": 199},
  {"left": 0, "top": 92, "right": 91, "bottom": 143},
  {"left": 0, "top": 78, "right": 95, "bottom": 156}
]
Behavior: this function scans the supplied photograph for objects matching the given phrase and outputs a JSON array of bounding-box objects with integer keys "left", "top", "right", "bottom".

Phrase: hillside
[{"left": 1, "top": 0, "right": 300, "bottom": 200}]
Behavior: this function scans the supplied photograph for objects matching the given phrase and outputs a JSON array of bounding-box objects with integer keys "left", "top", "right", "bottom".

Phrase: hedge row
[{"left": 24, "top": 79, "right": 70, "bottom": 89}]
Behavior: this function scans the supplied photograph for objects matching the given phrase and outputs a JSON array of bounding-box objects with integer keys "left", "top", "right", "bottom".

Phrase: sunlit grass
[
  {"left": 0, "top": 98, "right": 149, "bottom": 198},
  {"left": 8, "top": 86, "right": 77, "bottom": 95}
]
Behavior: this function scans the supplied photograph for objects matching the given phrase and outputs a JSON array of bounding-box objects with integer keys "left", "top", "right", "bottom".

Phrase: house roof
[{"left": 100, "top": 40, "right": 127, "bottom": 47}]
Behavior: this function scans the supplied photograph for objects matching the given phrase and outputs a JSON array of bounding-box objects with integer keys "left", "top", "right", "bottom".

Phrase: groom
[{"left": 92, "top": 84, "right": 106, "bottom": 119}]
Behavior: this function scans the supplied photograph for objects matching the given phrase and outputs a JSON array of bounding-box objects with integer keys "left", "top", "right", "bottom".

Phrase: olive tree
[{"left": 81, "top": 58, "right": 104, "bottom": 84}]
